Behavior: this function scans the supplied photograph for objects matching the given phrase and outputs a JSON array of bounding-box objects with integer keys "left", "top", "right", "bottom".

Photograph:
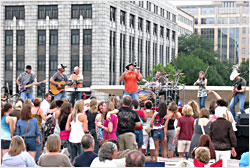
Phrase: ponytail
[{"left": 1, "top": 103, "right": 12, "bottom": 117}]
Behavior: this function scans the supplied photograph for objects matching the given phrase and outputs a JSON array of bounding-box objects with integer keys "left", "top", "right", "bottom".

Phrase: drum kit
[{"left": 138, "top": 72, "right": 185, "bottom": 107}]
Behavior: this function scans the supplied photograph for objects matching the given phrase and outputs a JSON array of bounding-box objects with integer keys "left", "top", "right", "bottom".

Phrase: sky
[{"left": 169, "top": 0, "right": 212, "bottom": 6}]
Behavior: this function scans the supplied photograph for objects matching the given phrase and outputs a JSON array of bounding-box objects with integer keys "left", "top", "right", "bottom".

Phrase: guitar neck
[{"left": 24, "top": 81, "right": 46, "bottom": 88}]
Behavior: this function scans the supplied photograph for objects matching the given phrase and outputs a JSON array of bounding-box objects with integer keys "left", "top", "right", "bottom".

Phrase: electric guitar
[
  {"left": 232, "top": 83, "right": 238, "bottom": 97},
  {"left": 19, "top": 80, "right": 47, "bottom": 92}
]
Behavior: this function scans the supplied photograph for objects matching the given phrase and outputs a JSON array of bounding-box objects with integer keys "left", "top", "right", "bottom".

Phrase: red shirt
[
  {"left": 177, "top": 116, "right": 195, "bottom": 140},
  {"left": 135, "top": 110, "right": 145, "bottom": 130},
  {"left": 124, "top": 72, "right": 139, "bottom": 93}
]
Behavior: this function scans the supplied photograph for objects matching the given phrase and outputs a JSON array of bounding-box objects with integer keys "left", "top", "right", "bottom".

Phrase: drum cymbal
[{"left": 174, "top": 73, "right": 185, "bottom": 76}]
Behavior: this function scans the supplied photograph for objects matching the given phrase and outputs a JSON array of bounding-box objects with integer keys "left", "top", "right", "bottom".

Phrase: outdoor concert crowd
[
  {"left": 1, "top": 93, "right": 249, "bottom": 167},
  {"left": 1, "top": 63, "right": 249, "bottom": 167}
]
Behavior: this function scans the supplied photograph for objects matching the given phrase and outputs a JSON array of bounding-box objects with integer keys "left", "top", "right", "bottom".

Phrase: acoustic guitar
[{"left": 50, "top": 81, "right": 70, "bottom": 95}]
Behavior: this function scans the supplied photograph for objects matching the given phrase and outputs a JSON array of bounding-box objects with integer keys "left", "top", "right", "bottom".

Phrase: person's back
[
  {"left": 178, "top": 116, "right": 194, "bottom": 140},
  {"left": 2, "top": 151, "right": 36, "bottom": 167},
  {"left": 38, "top": 153, "right": 71, "bottom": 167},
  {"left": 74, "top": 151, "right": 97, "bottom": 167}
]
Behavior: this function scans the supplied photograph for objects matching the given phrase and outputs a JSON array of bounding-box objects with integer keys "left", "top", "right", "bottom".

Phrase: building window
[
  {"left": 71, "top": 4, "right": 92, "bottom": 19},
  {"left": 16, "top": 56, "right": 25, "bottom": 71},
  {"left": 201, "top": 18, "right": 214, "bottom": 24},
  {"left": 146, "top": 20, "right": 150, "bottom": 33},
  {"left": 153, "top": 23, "right": 157, "bottom": 36},
  {"left": 38, "top": 5, "right": 58, "bottom": 19},
  {"left": 138, "top": 17, "right": 143, "bottom": 31},
  {"left": 138, "top": 38, "right": 143, "bottom": 74},
  {"left": 139, "top": 1, "right": 144, "bottom": 8},
  {"left": 195, "top": 18, "right": 198, "bottom": 24},
  {"left": 201, "top": 7, "right": 215, "bottom": 14},
  {"left": 229, "top": 17, "right": 236, "bottom": 24},
  {"left": 50, "top": 30, "right": 58, "bottom": 45},
  {"left": 5, "top": 30, "right": 13, "bottom": 46},
  {"left": 166, "top": 28, "right": 170, "bottom": 40},
  {"left": 201, "top": 28, "right": 214, "bottom": 43},
  {"left": 129, "top": 14, "right": 135, "bottom": 28},
  {"left": 154, "top": 5, "right": 158, "bottom": 14},
  {"left": 109, "top": 31, "right": 116, "bottom": 85},
  {"left": 159, "top": 45, "right": 164, "bottom": 64},
  {"left": 83, "top": 29, "right": 92, "bottom": 45},
  {"left": 153, "top": 43, "right": 157, "bottom": 65},
  {"left": 147, "top": 1, "right": 151, "bottom": 11},
  {"left": 129, "top": 36, "right": 135, "bottom": 62},
  {"left": 166, "top": 11, "right": 170, "bottom": 20},
  {"left": 145, "top": 41, "right": 150, "bottom": 76},
  {"left": 38, "top": 30, "right": 46, "bottom": 45},
  {"left": 242, "top": 48, "right": 246, "bottom": 55},
  {"left": 160, "top": 26, "right": 164, "bottom": 38},
  {"left": 242, "top": 37, "right": 246, "bottom": 45},
  {"left": 120, "top": 34, "right": 126, "bottom": 76},
  {"left": 5, "top": 6, "right": 25, "bottom": 20},
  {"left": 242, "top": 27, "right": 246, "bottom": 34},
  {"left": 120, "top": 10, "right": 126, "bottom": 25},
  {"left": 172, "top": 30, "right": 175, "bottom": 41},
  {"left": 160, "top": 8, "right": 164, "bottom": 17},
  {"left": 71, "top": 55, "right": 79, "bottom": 71},
  {"left": 71, "top": 29, "right": 79, "bottom": 45},
  {"left": 166, "top": 46, "right": 169, "bottom": 64},
  {"left": 110, "top": 6, "right": 116, "bottom": 21},
  {"left": 38, "top": 30, "right": 46, "bottom": 71},
  {"left": 17, "top": 30, "right": 25, "bottom": 46},
  {"left": 218, "top": 17, "right": 228, "bottom": 24},
  {"left": 49, "top": 55, "right": 58, "bottom": 71},
  {"left": 172, "top": 14, "right": 176, "bottom": 23},
  {"left": 172, "top": 48, "right": 175, "bottom": 60}
]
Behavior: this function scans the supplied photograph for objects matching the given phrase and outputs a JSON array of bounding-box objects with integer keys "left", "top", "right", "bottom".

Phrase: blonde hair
[
  {"left": 8, "top": 136, "right": 26, "bottom": 156},
  {"left": 23, "top": 99, "right": 32, "bottom": 107},
  {"left": 108, "top": 96, "right": 119, "bottom": 109},
  {"left": 168, "top": 101, "right": 178, "bottom": 113},
  {"left": 89, "top": 99, "right": 98, "bottom": 114},
  {"left": 188, "top": 100, "right": 199, "bottom": 119},
  {"left": 71, "top": 100, "right": 84, "bottom": 121},
  {"left": 195, "top": 147, "right": 210, "bottom": 164},
  {"left": 46, "top": 134, "right": 61, "bottom": 152},
  {"left": 182, "top": 105, "right": 194, "bottom": 117}
]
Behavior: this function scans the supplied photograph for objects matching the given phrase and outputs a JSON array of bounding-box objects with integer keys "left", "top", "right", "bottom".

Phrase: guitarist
[
  {"left": 16, "top": 65, "right": 38, "bottom": 101},
  {"left": 194, "top": 71, "right": 208, "bottom": 110},
  {"left": 50, "top": 64, "right": 69, "bottom": 100},
  {"left": 69, "top": 66, "right": 83, "bottom": 106},
  {"left": 229, "top": 70, "right": 246, "bottom": 121}
]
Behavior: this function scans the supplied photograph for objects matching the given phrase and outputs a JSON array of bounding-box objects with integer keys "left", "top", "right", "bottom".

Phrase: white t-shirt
[
  {"left": 41, "top": 99, "right": 50, "bottom": 126},
  {"left": 90, "top": 157, "right": 117, "bottom": 167}
]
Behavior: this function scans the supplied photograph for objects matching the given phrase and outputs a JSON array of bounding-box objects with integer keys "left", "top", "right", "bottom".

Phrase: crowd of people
[{"left": 1, "top": 90, "right": 249, "bottom": 167}]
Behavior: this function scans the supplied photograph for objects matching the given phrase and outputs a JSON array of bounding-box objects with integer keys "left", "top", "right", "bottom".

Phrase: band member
[
  {"left": 193, "top": 71, "right": 207, "bottom": 110},
  {"left": 119, "top": 62, "right": 142, "bottom": 101},
  {"left": 152, "top": 70, "right": 167, "bottom": 100},
  {"left": 229, "top": 70, "right": 246, "bottom": 121},
  {"left": 152, "top": 70, "right": 166, "bottom": 85},
  {"left": 69, "top": 66, "right": 83, "bottom": 106},
  {"left": 16, "top": 65, "right": 38, "bottom": 101},
  {"left": 50, "top": 64, "right": 69, "bottom": 100}
]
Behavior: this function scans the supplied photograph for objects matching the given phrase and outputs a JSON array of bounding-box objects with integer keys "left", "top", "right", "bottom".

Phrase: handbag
[{"left": 24, "top": 120, "right": 30, "bottom": 141}]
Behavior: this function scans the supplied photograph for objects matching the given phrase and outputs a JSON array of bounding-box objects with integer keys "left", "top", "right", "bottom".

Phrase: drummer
[
  {"left": 69, "top": 66, "right": 84, "bottom": 106},
  {"left": 152, "top": 70, "right": 167, "bottom": 100}
]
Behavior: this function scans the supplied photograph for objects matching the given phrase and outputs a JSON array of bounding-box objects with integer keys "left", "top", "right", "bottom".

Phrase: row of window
[
  {"left": 200, "top": 17, "right": 248, "bottom": 25},
  {"left": 111, "top": 7, "right": 176, "bottom": 40},
  {"left": 178, "top": 15, "right": 193, "bottom": 27},
  {"left": 5, "top": 4, "right": 92, "bottom": 20}
]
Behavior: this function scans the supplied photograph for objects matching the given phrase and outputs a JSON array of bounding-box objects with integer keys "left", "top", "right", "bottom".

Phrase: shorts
[
  {"left": 1, "top": 140, "right": 11, "bottom": 149},
  {"left": 152, "top": 129, "right": 164, "bottom": 140},
  {"left": 25, "top": 137, "right": 37, "bottom": 151},
  {"left": 97, "top": 128, "right": 103, "bottom": 140},
  {"left": 142, "top": 135, "right": 155, "bottom": 150},
  {"left": 135, "top": 130, "right": 143, "bottom": 147},
  {"left": 166, "top": 129, "right": 176, "bottom": 151},
  {"left": 177, "top": 140, "right": 191, "bottom": 153}
]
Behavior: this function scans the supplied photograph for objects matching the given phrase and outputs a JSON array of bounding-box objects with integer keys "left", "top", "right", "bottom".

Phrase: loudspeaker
[
  {"left": 233, "top": 125, "right": 249, "bottom": 159},
  {"left": 236, "top": 125, "right": 249, "bottom": 137},
  {"left": 238, "top": 114, "right": 249, "bottom": 125}
]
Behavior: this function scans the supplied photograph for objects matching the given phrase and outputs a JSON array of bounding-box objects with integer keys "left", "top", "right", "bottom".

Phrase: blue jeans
[
  {"left": 70, "top": 92, "right": 82, "bottom": 107},
  {"left": 69, "top": 142, "right": 83, "bottom": 163},
  {"left": 230, "top": 93, "right": 246, "bottom": 121},
  {"left": 20, "top": 92, "right": 33, "bottom": 101},
  {"left": 198, "top": 96, "right": 207, "bottom": 110},
  {"left": 35, "top": 132, "right": 42, "bottom": 161},
  {"left": 53, "top": 91, "right": 67, "bottom": 100},
  {"left": 135, "top": 130, "right": 143, "bottom": 147},
  {"left": 123, "top": 92, "right": 139, "bottom": 102}
]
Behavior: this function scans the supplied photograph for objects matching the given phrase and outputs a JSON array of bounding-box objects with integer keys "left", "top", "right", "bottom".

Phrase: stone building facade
[{"left": 1, "top": 0, "right": 178, "bottom": 99}]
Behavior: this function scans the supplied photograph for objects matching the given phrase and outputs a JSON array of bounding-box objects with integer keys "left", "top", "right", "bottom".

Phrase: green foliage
[
  {"left": 175, "top": 34, "right": 235, "bottom": 86},
  {"left": 238, "top": 59, "right": 249, "bottom": 85},
  {"left": 143, "top": 63, "right": 184, "bottom": 84}
]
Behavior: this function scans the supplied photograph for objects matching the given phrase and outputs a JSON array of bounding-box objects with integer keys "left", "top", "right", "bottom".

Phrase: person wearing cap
[
  {"left": 229, "top": 70, "right": 246, "bottom": 121},
  {"left": 16, "top": 65, "right": 38, "bottom": 101},
  {"left": 69, "top": 66, "right": 84, "bottom": 106},
  {"left": 50, "top": 64, "right": 69, "bottom": 100},
  {"left": 119, "top": 62, "right": 142, "bottom": 101}
]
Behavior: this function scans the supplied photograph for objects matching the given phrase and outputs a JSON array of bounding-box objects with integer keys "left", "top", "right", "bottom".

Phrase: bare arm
[
  {"left": 208, "top": 90, "right": 222, "bottom": 100},
  {"left": 119, "top": 72, "right": 126, "bottom": 82},
  {"left": 49, "top": 77, "right": 57, "bottom": 85},
  {"left": 7, "top": 117, "right": 15, "bottom": 137},
  {"left": 39, "top": 109, "right": 47, "bottom": 121},
  {"left": 135, "top": 121, "right": 142, "bottom": 127},
  {"left": 164, "top": 116, "right": 170, "bottom": 140},
  {"left": 65, "top": 114, "right": 71, "bottom": 131},
  {"left": 193, "top": 79, "right": 200, "bottom": 86},
  {"left": 150, "top": 112, "right": 157, "bottom": 128}
]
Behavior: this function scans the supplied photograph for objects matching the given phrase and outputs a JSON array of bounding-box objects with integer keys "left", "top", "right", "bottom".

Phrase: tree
[
  {"left": 175, "top": 34, "right": 234, "bottom": 86},
  {"left": 238, "top": 59, "right": 249, "bottom": 85}
]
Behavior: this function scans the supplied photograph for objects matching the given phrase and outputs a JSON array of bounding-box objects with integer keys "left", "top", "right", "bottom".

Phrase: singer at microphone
[{"left": 119, "top": 62, "right": 142, "bottom": 101}]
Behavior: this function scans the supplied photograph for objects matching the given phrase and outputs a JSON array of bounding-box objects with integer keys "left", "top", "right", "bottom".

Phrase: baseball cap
[
  {"left": 57, "top": 64, "right": 67, "bottom": 69},
  {"left": 26, "top": 65, "right": 32, "bottom": 69}
]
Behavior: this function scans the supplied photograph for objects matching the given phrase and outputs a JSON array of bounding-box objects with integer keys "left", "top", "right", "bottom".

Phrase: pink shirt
[{"left": 103, "top": 114, "right": 118, "bottom": 140}]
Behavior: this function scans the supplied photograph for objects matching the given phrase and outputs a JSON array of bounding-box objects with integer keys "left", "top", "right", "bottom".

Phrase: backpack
[{"left": 43, "top": 113, "right": 56, "bottom": 141}]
